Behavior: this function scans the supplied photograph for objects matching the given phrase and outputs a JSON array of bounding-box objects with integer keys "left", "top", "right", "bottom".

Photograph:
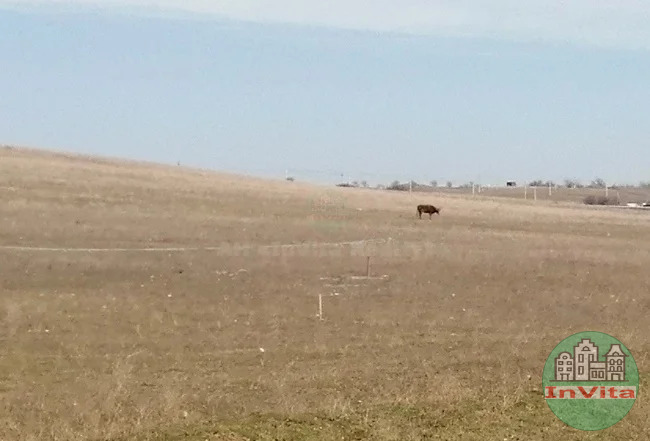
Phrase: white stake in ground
[{"left": 318, "top": 294, "right": 323, "bottom": 321}]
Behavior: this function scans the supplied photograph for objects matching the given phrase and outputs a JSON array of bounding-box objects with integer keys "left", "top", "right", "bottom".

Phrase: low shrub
[{"left": 584, "top": 195, "right": 616, "bottom": 206}]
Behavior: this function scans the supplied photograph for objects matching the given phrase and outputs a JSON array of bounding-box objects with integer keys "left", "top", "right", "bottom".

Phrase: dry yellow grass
[{"left": 1, "top": 146, "right": 649, "bottom": 440}]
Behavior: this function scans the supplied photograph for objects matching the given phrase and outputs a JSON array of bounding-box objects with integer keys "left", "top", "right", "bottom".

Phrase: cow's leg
[{"left": 429, "top": 213, "right": 432, "bottom": 219}]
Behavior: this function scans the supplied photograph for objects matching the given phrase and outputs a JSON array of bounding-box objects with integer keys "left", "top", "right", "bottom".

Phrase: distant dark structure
[
  {"left": 417, "top": 204, "right": 441, "bottom": 219},
  {"left": 506, "top": 181, "right": 517, "bottom": 187}
]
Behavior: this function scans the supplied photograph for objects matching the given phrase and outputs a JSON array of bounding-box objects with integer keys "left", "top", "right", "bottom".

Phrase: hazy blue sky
[{"left": 1, "top": 1, "right": 649, "bottom": 185}]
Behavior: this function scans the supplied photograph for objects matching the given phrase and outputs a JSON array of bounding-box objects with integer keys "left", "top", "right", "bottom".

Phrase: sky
[{"left": 1, "top": 1, "right": 649, "bottom": 186}]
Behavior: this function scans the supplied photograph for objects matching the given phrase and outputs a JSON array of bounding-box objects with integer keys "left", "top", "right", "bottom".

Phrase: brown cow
[{"left": 417, "top": 204, "right": 441, "bottom": 219}]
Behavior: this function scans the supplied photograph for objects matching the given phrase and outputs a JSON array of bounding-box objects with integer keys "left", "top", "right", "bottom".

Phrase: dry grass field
[{"left": 1, "top": 146, "right": 650, "bottom": 440}]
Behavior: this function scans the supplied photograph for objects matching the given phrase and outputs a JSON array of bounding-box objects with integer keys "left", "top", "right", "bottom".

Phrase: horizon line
[{"left": 3, "top": 143, "right": 648, "bottom": 188}]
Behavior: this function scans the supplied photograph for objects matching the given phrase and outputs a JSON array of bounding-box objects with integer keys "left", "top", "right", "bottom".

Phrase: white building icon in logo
[{"left": 555, "top": 338, "right": 628, "bottom": 382}]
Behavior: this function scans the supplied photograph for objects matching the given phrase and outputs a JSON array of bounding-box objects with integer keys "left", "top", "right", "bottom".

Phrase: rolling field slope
[{"left": 1, "top": 147, "right": 649, "bottom": 440}]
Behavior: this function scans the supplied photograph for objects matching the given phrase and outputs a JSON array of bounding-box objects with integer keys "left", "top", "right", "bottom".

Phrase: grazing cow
[{"left": 417, "top": 204, "right": 441, "bottom": 219}]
